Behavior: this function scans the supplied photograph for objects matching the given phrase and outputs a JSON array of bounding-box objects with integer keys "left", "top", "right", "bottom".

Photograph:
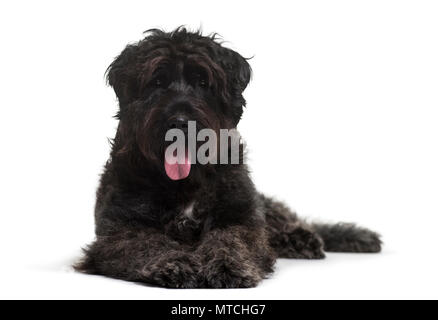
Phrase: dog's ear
[
  {"left": 219, "top": 47, "right": 252, "bottom": 94},
  {"left": 216, "top": 46, "right": 252, "bottom": 125},
  {"left": 106, "top": 45, "right": 140, "bottom": 106}
]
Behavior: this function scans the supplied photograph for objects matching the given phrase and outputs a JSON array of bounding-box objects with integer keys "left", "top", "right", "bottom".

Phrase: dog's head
[{"left": 108, "top": 28, "right": 251, "bottom": 183}]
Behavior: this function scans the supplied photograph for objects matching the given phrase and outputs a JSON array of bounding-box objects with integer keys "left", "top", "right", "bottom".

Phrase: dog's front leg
[
  {"left": 196, "top": 225, "right": 276, "bottom": 288},
  {"left": 75, "top": 228, "right": 203, "bottom": 288}
]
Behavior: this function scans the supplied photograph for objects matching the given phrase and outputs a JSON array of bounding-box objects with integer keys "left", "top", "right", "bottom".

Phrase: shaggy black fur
[{"left": 75, "top": 27, "right": 382, "bottom": 288}]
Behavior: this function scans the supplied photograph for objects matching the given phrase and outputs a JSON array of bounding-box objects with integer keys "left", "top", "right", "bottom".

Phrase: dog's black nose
[{"left": 168, "top": 116, "right": 189, "bottom": 132}]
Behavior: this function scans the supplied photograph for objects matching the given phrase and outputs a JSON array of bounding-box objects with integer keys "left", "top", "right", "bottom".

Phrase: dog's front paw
[
  {"left": 139, "top": 254, "right": 202, "bottom": 288},
  {"left": 201, "top": 253, "right": 262, "bottom": 288}
]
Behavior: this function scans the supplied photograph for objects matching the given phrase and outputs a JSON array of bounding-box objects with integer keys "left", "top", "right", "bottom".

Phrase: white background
[{"left": 0, "top": 0, "right": 437, "bottom": 299}]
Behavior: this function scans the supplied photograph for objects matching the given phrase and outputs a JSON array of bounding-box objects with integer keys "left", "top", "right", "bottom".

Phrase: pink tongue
[{"left": 164, "top": 148, "right": 191, "bottom": 180}]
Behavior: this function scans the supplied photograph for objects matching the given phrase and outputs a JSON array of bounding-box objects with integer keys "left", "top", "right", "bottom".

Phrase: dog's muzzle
[
  {"left": 164, "top": 114, "right": 192, "bottom": 181},
  {"left": 167, "top": 115, "right": 189, "bottom": 134}
]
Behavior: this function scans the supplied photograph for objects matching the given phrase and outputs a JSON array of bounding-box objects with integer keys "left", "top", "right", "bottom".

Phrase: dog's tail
[{"left": 311, "top": 222, "right": 382, "bottom": 253}]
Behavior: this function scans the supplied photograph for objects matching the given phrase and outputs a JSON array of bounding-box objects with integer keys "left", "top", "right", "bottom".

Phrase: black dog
[{"left": 75, "top": 28, "right": 381, "bottom": 288}]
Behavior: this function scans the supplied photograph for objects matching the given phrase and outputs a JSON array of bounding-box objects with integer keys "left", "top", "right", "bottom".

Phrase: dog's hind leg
[
  {"left": 261, "top": 194, "right": 382, "bottom": 256},
  {"left": 260, "top": 194, "right": 325, "bottom": 259}
]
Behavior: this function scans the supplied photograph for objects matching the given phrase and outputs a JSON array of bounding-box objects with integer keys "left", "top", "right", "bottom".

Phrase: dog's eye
[
  {"left": 154, "top": 78, "right": 163, "bottom": 87},
  {"left": 193, "top": 73, "right": 208, "bottom": 88},
  {"left": 185, "top": 68, "right": 209, "bottom": 89},
  {"left": 151, "top": 75, "right": 168, "bottom": 88},
  {"left": 198, "top": 77, "right": 208, "bottom": 88}
]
